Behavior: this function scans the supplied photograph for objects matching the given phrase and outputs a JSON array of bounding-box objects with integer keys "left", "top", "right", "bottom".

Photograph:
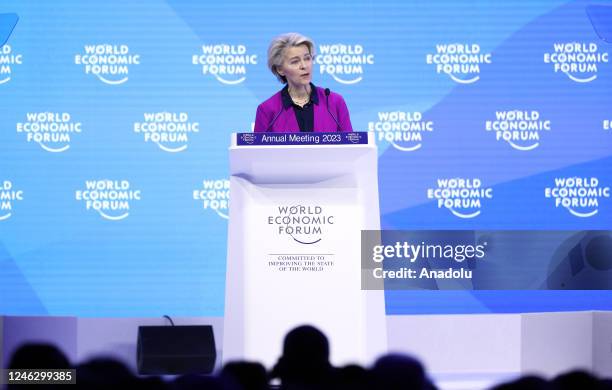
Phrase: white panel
[
  {"left": 593, "top": 311, "right": 612, "bottom": 377},
  {"left": 521, "top": 311, "right": 593, "bottom": 376},
  {"left": 386, "top": 314, "right": 522, "bottom": 374}
]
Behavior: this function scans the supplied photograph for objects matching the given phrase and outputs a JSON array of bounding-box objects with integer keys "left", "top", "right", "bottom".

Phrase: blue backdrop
[{"left": 1, "top": 0, "right": 611, "bottom": 317}]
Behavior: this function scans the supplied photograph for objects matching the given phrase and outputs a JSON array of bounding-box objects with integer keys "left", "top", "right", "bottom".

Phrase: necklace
[
  {"left": 288, "top": 87, "right": 311, "bottom": 106},
  {"left": 291, "top": 95, "right": 309, "bottom": 106}
]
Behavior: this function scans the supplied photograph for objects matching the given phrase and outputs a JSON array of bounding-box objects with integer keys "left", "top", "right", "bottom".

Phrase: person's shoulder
[
  {"left": 258, "top": 90, "right": 283, "bottom": 111},
  {"left": 314, "top": 86, "right": 345, "bottom": 102}
]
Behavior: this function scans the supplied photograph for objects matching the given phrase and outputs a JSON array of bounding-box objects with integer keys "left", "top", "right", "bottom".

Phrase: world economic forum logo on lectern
[
  {"left": 240, "top": 133, "right": 256, "bottom": 145},
  {"left": 268, "top": 205, "right": 335, "bottom": 245},
  {"left": 346, "top": 132, "right": 363, "bottom": 144}
]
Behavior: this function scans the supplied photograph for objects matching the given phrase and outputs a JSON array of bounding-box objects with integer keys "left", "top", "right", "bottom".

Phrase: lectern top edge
[{"left": 230, "top": 132, "right": 373, "bottom": 148}]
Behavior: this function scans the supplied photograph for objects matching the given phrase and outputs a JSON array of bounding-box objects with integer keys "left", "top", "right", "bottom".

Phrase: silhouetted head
[
  {"left": 76, "top": 357, "right": 137, "bottom": 388},
  {"left": 221, "top": 361, "right": 268, "bottom": 390},
  {"left": 172, "top": 374, "right": 228, "bottom": 390},
  {"left": 271, "top": 325, "right": 332, "bottom": 386},
  {"left": 553, "top": 370, "right": 604, "bottom": 390},
  {"left": 9, "top": 343, "right": 70, "bottom": 369},
  {"left": 371, "top": 353, "right": 427, "bottom": 390},
  {"left": 331, "top": 364, "right": 370, "bottom": 390},
  {"left": 7, "top": 343, "right": 71, "bottom": 390}
]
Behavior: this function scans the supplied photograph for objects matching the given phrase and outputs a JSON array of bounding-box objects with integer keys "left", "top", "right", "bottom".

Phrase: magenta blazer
[{"left": 254, "top": 86, "right": 353, "bottom": 132}]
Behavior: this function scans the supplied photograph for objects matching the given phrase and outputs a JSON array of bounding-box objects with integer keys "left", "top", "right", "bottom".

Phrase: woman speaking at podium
[{"left": 254, "top": 33, "right": 353, "bottom": 133}]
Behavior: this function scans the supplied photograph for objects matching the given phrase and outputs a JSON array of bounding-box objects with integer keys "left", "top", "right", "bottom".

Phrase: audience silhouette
[
  {"left": 4, "top": 325, "right": 612, "bottom": 390},
  {"left": 370, "top": 353, "right": 434, "bottom": 390},
  {"left": 7, "top": 343, "right": 71, "bottom": 390},
  {"left": 270, "top": 325, "right": 334, "bottom": 389}
]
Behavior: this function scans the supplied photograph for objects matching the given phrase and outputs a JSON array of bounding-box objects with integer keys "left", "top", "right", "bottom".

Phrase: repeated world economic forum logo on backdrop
[
  {"left": 426, "top": 43, "right": 492, "bottom": 84},
  {"left": 0, "top": 181, "right": 23, "bottom": 221},
  {"left": 368, "top": 111, "right": 434, "bottom": 152},
  {"left": 427, "top": 178, "right": 493, "bottom": 219},
  {"left": 484, "top": 110, "right": 551, "bottom": 151},
  {"left": 193, "top": 179, "right": 230, "bottom": 220},
  {"left": 192, "top": 44, "right": 257, "bottom": 85},
  {"left": 0, "top": 44, "right": 22, "bottom": 84},
  {"left": 75, "top": 44, "right": 140, "bottom": 85},
  {"left": 545, "top": 177, "right": 610, "bottom": 218},
  {"left": 16, "top": 112, "right": 82, "bottom": 153},
  {"left": 543, "top": 42, "right": 608, "bottom": 83},
  {"left": 75, "top": 180, "right": 141, "bottom": 221},
  {"left": 133, "top": 112, "right": 200, "bottom": 153},
  {"left": 316, "top": 43, "right": 374, "bottom": 85},
  {"left": 1, "top": 1, "right": 612, "bottom": 318}
]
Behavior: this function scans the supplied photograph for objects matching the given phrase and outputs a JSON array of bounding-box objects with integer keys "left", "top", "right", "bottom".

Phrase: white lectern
[{"left": 223, "top": 132, "right": 386, "bottom": 368}]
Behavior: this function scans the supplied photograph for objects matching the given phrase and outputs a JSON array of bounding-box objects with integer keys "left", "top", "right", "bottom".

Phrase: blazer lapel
[
  {"left": 313, "top": 102, "right": 327, "bottom": 132},
  {"left": 280, "top": 106, "right": 299, "bottom": 132}
]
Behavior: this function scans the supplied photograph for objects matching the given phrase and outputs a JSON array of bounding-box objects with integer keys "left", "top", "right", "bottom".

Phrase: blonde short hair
[{"left": 267, "top": 33, "right": 315, "bottom": 83}]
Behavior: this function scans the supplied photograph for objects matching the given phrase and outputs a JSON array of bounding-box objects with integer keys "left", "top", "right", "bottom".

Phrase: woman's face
[{"left": 277, "top": 44, "right": 313, "bottom": 89}]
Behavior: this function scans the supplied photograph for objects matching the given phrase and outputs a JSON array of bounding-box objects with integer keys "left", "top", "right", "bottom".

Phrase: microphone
[
  {"left": 325, "top": 88, "right": 342, "bottom": 132},
  {"left": 266, "top": 107, "right": 284, "bottom": 132}
]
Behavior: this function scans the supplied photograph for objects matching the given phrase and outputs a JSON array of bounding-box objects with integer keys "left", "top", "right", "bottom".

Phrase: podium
[{"left": 223, "top": 132, "right": 386, "bottom": 368}]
